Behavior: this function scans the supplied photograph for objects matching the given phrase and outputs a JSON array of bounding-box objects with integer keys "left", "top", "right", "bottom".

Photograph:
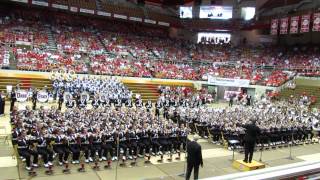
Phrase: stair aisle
[
  {"left": 124, "top": 83, "right": 160, "bottom": 102},
  {"left": 45, "top": 26, "right": 57, "bottom": 51},
  {"left": 0, "top": 77, "right": 52, "bottom": 92}
]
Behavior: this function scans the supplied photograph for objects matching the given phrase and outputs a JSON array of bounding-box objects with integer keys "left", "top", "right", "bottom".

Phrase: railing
[{"left": 208, "top": 161, "right": 320, "bottom": 180}]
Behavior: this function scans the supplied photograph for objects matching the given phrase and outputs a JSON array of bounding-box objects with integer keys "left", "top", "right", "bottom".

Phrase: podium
[{"left": 232, "top": 160, "right": 265, "bottom": 171}]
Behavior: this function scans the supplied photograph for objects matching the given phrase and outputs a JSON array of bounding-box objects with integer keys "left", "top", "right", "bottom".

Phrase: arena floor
[{"left": 1, "top": 102, "right": 320, "bottom": 180}]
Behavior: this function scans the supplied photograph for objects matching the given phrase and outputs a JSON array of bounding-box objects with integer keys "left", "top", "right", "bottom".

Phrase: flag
[
  {"left": 300, "top": 14, "right": 310, "bottom": 33},
  {"left": 280, "top": 17, "right": 289, "bottom": 34},
  {"left": 289, "top": 16, "right": 299, "bottom": 34},
  {"left": 270, "top": 19, "right": 278, "bottom": 35},
  {"left": 312, "top": 13, "right": 320, "bottom": 32}
]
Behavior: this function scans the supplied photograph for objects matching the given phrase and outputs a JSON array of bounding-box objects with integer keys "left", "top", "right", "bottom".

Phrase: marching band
[{"left": 9, "top": 74, "right": 320, "bottom": 171}]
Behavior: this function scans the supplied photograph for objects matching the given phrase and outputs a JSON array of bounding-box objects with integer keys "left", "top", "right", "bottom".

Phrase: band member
[
  {"left": 115, "top": 98, "right": 122, "bottom": 109},
  {"left": 10, "top": 89, "right": 16, "bottom": 112},
  {"left": 125, "top": 99, "right": 133, "bottom": 108},
  {"left": 165, "top": 99, "right": 170, "bottom": 108},
  {"left": 0, "top": 92, "right": 5, "bottom": 116},
  {"left": 78, "top": 95, "right": 87, "bottom": 109},
  {"left": 151, "top": 128, "right": 161, "bottom": 155},
  {"left": 58, "top": 90, "right": 64, "bottom": 110},
  {"left": 36, "top": 129, "right": 54, "bottom": 167},
  {"left": 155, "top": 101, "right": 162, "bottom": 118},
  {"left": 179, "top": 124, "right": 188, "bottom": 151},
  {"left": 170, "top": 125, "right": 180, "bottom": 153},
  {"left": 81, "top": 130, "right": 91, "bottom": 163},
  {"left": 17, "top": 131, "right": 39, "bottom": 170},
  {"left": 65, "top": 98, "right": 75, "bottom": 109},
  {"left": 136, "top": 98, "right": 143, "bottom": 108},
  {"left": 138, "top": 125, "right": 151, "bottom": 157},
  {"left": 128, "top": 127, "right": 138, "bottom": 159},
  {"left": 159, "top": 128, "right": 170, "bottom": 154},
  {"left": 32, "top": 89, "right": 37, "bottom": 110},
  {"left": 119, "top": 129, "right": 129, "bottom": 160},
  {"left": 69, "top": 132, "right": 81, "bottom": 164},
  {"left": 103, "top": 98, "right": 111, "bottom": 108},
  {"left": 53, "top": 130, "right": 70, "bottom": 165},
  {"left": 145, "top": 100, "right": 152, "bottom": 112},
  {"left": 89, "top": 131, "right": 103, "bottom": 161},
  {"left": 92, "top": 98, "right": 100, "bottom": 109},
  {"left": 101, "top": 130, "right": 117, "bottom": 161}
]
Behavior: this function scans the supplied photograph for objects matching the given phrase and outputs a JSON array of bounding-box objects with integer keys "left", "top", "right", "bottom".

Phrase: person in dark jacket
[
  {"left": 243, "top": 119, "right": 261, "bottom": 163},
  {"left": 0, "top": 92, "right": 5, "bottom": 116},
  {"left": 186, "top": 135, "right": 203, "bottom": 180},
  {"left": 10, "top": 89, "right": 16, "bottom": 112}
]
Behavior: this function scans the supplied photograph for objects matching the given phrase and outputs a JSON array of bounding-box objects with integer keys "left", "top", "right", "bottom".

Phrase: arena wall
[{"left": 0, "top": 69, "right": 292, "bottom": 100}]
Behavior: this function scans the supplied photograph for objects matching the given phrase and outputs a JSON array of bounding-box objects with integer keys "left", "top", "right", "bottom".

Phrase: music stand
[
  {"left": 228, "top": 139, "right": 240, "bottom": 161},
  {"left": 286, "top": 132, "right": 294, "bottom": 160}
]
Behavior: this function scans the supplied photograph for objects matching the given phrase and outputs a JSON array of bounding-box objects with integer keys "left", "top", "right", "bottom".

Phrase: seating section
[
  {"left": 0, "top": 19, "right": 48, "bottom": 48},
  {"left": 53, "top": 25, "right": 104, "bottom": 54},
  {"left": 0, "top": 47, "right": 10, "bottom": 68},
  {"left": 0, "top": 12, "right": 319, "bottom": 87},
  {"left": 15, "top": 49, "right": 88, "bottom": 73},
  {"left": 279, "top": 86, "right": 320, "bottom": 107}
]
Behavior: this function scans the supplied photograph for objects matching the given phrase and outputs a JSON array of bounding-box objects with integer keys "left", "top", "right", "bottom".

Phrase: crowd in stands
[
  {"left": 0, "top": 46, "right": 10, "bottom": 68},
  {"left": 14, "top": 48, "right": 88, "bottom": 73},
  {"left": 53, "top": 25, "right": 105, "bottom": 55},
  {"left": 0, "top": 14, "right": 320, "bottom": 86}
]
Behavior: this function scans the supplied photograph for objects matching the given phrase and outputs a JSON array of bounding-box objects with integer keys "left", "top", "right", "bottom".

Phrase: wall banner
[
  {"left": 300, "top": 14, "right": 310, "bottom": 33},
  {"left": 312, "top": 13, "right": 320, "bottom": 32},
  {"left": 290, "top": 16, "right": 299, "bottom": 34},
  {"left": 280, "top": 17, "right": 289, "bottom": 34},
  {"left": 270, "top": 19, "right": 279, "bottom": 35}
]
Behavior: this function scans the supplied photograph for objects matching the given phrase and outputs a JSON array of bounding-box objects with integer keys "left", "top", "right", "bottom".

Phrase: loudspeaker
[
  {"left": 137, "top": 0, "right": 145, "bottom": 5},
  {"left": 195, "top": 0, "right": 202, "bottom": 6}
]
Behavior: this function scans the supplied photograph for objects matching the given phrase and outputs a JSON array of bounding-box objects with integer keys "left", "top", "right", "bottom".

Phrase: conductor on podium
[
  {"left": 243, "top": 119, "right": 260, "bottom": 163},
  {"left": 186, "top": 135, "right": 203, "bottom": 180}
]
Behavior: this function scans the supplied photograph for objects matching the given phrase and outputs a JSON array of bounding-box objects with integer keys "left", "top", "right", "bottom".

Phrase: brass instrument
[
  {"left": 220, "top": 131, "right": 228, "bottom": 149},
  {"left": 206, "top": 126, "right": 213, "bottom": 141},
  {"left": 28, "top": 136, "right": 38, "bottom": 151},
  {"left": 47, "top": 138, "right": 54, "bottom": 151},
  {"left": 194, "top": 123, "right": 200, "bottom": 134}
]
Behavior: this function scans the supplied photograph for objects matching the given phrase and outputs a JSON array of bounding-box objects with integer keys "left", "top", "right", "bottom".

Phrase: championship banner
[
  {"left": 312, "top": 13, "right": 320, "bottom": 32},
  {"left": 270, "top": 19, "right": 279, "bottom": 35},
  {"left": 280, "top": 17, "right": 289, "bottom": 34},
  {"left": 37, "top": 90, "right": 49, "bottom": 103},
  {"left": 290, "top": 16, "right": 299, "bottom": 34},
  {"left": 300, "top": 14, "right": 310, "bottom": 33},
  {"left": 16, "top": 90, "right": 28, "bottom": 102},
  {"left": 208, "top": 76, "right": 250, "bottom": 87}
]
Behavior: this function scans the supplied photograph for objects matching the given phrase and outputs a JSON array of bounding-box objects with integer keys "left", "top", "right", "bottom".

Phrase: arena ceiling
[
  {"left": 259, "top": 0, "right": 304, "bottom": 10},
  {"left": 139, "top": 0, "right": 195, "bottom": 6}
]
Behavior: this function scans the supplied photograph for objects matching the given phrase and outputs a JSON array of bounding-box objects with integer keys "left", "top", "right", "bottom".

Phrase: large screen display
[
  {"left": 241, "top": 7, "right": 255, "bottom": 20},
  {"left": 199, "top": 6, "right": 233, "bottom": 19},
  {"left": 197, "top": 32, "right": 231, "bottom": 44},
  {"left": 179, "top": 6, "right": 193, "bottom": 18}
]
